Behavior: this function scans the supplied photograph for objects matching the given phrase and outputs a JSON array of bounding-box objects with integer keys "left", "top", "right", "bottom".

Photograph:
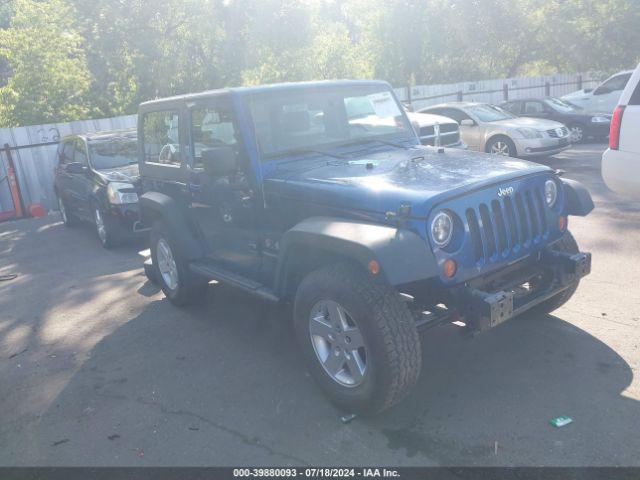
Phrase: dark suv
[
  {"left": 138, "top": 80, "right": 594, "bottom": 415},
  {"left": 54, "top": 129, "right": 142, "bottom": 248}
]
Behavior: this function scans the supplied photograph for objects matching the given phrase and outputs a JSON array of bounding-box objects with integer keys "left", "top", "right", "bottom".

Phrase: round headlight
[
  {"left": 545, "top": 179, "right": 558, "bottom": 207},
  {"left": 431, "top": 211, "right": 453, "bottom": 247}
]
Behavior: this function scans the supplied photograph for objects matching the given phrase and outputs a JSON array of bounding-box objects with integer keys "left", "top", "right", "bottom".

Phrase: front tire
[
  {"left": 58, "top": 196, "right": 79, "bottom": 227},
  {"left": 150, "top": 221, "right": 206, "bottom": 306},
  {"left": 94, "top": 205, "right": 120, "bottom": 249},
  {"left": 293, "top": 263, "right": 421, "bottom": 415},
  {"left": 569, "top": 124, "right": 585, "bottom": 143},
  {"left": 486, "top": 136, "right": 517, "bottom": 157}
]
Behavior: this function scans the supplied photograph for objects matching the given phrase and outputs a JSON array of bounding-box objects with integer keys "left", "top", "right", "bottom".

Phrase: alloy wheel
[
  {"left": 309, "top": 299, "right": 367, "bottom": 387},
  {"left": 58, "top": 197, "right": 68, "bottom": 223},
  {"left": 570, "top": 126, "right": 584, "bottom": 143},
  {"left": 94, "top": 208, "right": 107, "bottom": 244},
  {"left": 490, "top": 141, "right": 511, "bottom": 156},
  {"left": 156, "top": 237, "right": 179, "bottom": 291}
]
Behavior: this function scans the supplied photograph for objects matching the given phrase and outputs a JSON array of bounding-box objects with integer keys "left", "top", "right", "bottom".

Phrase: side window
[
  {"left": 502, "top": 102, "right": 519, "bottom": 114},
  {"left": 595, "top": 73, "right": 632, "bottom": 95},
  {"left": 74, "top": 139, "right": 88, "bottom": 165},
  {"left": 524, "top": 101, "right": 545, "bottom": 114},
  {"left": 142, "top": 110, "right": 181, "bottom": 166},
  {"left": 629, "top": 79, "right": 640, "bottom": 106},
  {"left": 59, "top": 140, "right": 74, "bottom": 164},
  {"left": 190, "top": 106, "right": 238, "bottom": 168},
  {"left": 441, "top": 108, "right": 471, "bottom": 124}
]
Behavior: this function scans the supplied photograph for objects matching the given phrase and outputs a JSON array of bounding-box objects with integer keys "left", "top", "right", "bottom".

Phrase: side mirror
[
  {"left": 584, "top": 88, "right": 593, "bottom": 94},
  {"left": 66, "top": 162, "right": 87, "bottom": 174},
  {"left": 201, "top": 147, "right": 237, "bottom": 176},
  {"left": 460, "top": 119, "right": 475, "bottom": 127}
]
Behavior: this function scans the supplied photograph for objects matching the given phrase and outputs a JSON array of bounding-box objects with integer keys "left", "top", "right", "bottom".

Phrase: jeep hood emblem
[{"left": 498, "top": 186, "right": 515, "bottom": 197}]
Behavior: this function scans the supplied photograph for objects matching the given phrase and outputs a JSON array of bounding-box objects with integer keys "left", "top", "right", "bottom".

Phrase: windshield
[
  {"left": 467, "top": 104, "right": 516, "bottom": 122},
  {"left": 89, "top": 136, "right": 138, "bottom": 170},
  {"left": 545, "top": 97, "right": 580, "bottom": 113},
  {"left": 245, "top": 85, "right": 414, "bottom": 158}
]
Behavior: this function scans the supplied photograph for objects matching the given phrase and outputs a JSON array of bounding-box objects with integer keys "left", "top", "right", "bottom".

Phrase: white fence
[
  {"left": 0, "top": 115, "right": 136, "bottom": 215},
  {"left": 394, "top": 72, "right": 599, "bottom": 111},
  {"left": 0, "top": 72, "right": 601, "bottom": 220}
]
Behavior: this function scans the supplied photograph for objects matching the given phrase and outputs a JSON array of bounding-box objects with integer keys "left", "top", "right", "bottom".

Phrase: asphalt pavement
[{"left": 1, "top": 143, "right": 639, "bottom": 466}]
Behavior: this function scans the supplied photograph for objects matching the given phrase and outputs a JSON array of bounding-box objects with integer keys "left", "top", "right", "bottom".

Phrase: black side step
[{"left": 189, "top": 261, "right": 279, "bottom": 303}]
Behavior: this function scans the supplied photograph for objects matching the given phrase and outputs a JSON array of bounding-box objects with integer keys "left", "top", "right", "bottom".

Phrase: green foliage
[
  {"left": 0, "top": 0, "right": 91, "bottom": 126},
  {"left": 0, "top": 0, "right": 638, "bottom": 127}
]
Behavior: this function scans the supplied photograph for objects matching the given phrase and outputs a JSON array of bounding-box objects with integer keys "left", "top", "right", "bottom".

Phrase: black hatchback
[
  {"left": 53, "top": 129, "right": 143, "bottom": 248},
  {"left": 501, "top": 97, "right": 611, "bottom": 143}
]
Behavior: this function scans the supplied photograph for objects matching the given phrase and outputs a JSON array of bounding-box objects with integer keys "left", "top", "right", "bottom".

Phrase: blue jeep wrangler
[{"left": 138, "top": 80, "right": 593, "bottom": 415}]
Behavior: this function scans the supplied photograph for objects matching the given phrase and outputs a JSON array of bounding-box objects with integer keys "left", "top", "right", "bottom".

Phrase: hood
[
  {"left": 96, "top": 163, "right": 140, "bottom": 183},
  {"left": 264, "top": 146, "right": 551, "bottom": 219},
  {"left": 406, "top": 111, "right": 458, "bottom": 127},
  {"left": 489, "top": 117, "right": 565, "bottom": 130},
  {"left": 562, "top": 89, "right": 589, "bottom": 101}
]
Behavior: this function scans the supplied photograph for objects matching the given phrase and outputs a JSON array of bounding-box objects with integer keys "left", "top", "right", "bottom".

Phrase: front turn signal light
[
  {"left": 443, "top": 259, "right": 457, "bottom": 278},
  {"left": 558, "top": 216, "right": 567, "bottom": 231}
]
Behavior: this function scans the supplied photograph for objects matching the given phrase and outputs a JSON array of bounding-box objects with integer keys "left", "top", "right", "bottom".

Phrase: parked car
[
  {"left": 562, "top": 70, "right": 634, "bottom": 114},
  {"left": 54, "top": 129, "right": 143, "bottom": 248},
  {"left": 602, "top": 64, "right": 640, "bottom": 198},
  {"left": 405, "top": 110, "right": 467, "bottom": 148},
  {"left": 348, "top": 97, "right": 465, "bottom": 148},
  {"left": 419, "top": 102, "right": 571, "bottom": 158},
  {"left": 138, "top": 80, "right": 593, "bottom": 415},
  {"left": 501, "top": 97, "right": 611, "bottom": 143}
]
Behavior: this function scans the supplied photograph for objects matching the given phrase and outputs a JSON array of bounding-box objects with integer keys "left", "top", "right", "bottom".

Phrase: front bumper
[
  {"left": 514, "top": 136, "right": 571, "bottom": 157},
  {"left": 454, "top": 247, "right": 591, "bottom": 332},
  {"left": 106, "top": 203, "right": 146, "bottom": 236}
]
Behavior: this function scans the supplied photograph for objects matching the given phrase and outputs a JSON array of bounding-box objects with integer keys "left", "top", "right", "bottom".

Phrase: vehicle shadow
[{"left": 18, "top": 283, "right": 639, "bottom": 467}]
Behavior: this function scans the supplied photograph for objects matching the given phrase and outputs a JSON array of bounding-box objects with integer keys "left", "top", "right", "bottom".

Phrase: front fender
[
  {"left": 275, "top": 217, "right": 437, "bottom": 294},
  {"left": 139, "top": 192, "right": 205, "bottom": 259},
  {"left": 561, "top": 178, "right": 594, "bottom": 216}
]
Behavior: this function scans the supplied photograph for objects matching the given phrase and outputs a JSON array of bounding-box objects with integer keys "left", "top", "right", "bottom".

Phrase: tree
[
  {"left": 0, "top": 0, "right": 91, "bottom": 126},
  {"left": 1, "top": 0, "right": 638, "bottom": 127}
]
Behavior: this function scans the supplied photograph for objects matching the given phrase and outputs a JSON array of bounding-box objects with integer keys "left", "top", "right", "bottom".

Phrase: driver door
[{"left": 187, "top": 97, "right": 261, "bottom": 277}]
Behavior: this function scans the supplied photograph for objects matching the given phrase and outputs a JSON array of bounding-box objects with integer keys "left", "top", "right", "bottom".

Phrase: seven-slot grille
[
  {"left": 547, "top": 126, "right": 569, "bottom": 138},
  {"left": 419, "top": 123, "right": 460, "bottom": 146},
  {"left": 465, "top": 186, "right": 550, "bottom": 263}
]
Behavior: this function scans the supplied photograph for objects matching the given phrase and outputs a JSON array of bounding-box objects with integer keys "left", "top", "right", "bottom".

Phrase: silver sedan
[{"left": 419, "top": 102, "right": 572, "bottom": 158}]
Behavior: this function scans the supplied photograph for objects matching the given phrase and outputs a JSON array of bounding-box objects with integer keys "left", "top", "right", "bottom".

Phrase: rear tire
[
  {"left": 150, "top": 221, "right": 206, "bottom": 306},
  {"left": 532, "top": 231, "right": 581, "bottom": 315},
  {"left": 293, "top": 263, "right": 421, "bottom": 415},
  {"left": 58, "top": 196, "right": 79, "bottom": 227}
]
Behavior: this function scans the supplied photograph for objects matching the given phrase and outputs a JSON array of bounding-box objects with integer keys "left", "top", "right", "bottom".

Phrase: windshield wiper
[
  {"left": 266, "top": 147, "right": 347, "bottom": 160},
  {"left": 337, "top": 136, "right": 411, "bottom": 150}
]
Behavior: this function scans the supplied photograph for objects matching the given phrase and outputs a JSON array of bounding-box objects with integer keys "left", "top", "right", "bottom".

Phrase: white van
[{"left": 601, "top": 64, "right": 640, "bottom": 198}]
